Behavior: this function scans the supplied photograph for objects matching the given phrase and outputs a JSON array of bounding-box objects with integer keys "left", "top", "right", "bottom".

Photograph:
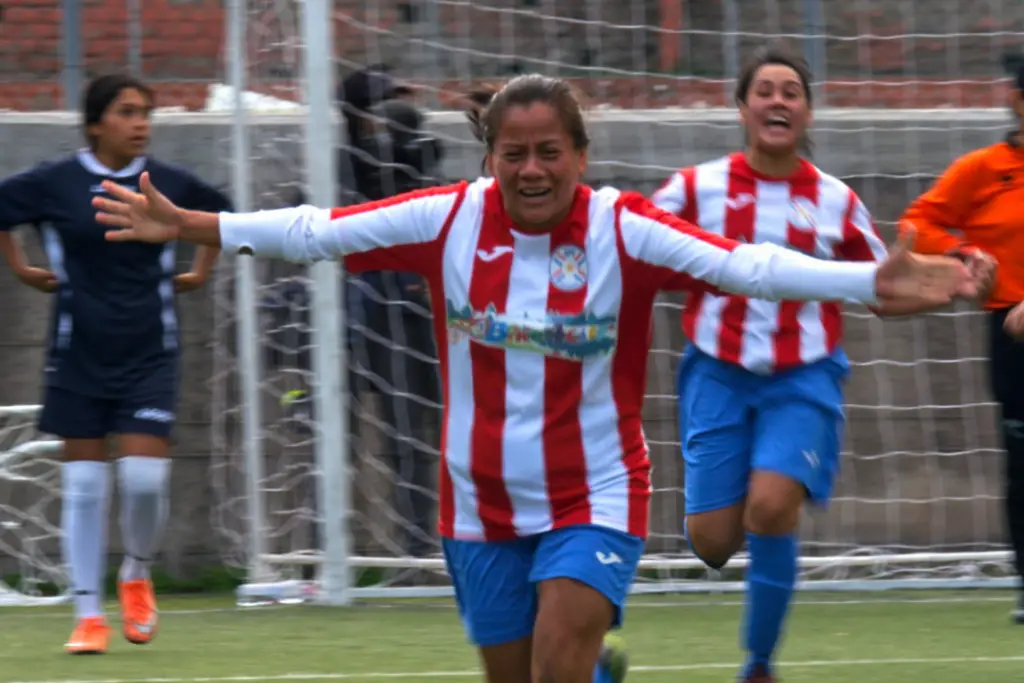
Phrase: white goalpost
[{"left": 0, "top": 0, "right": 1021, "bottom": 608}]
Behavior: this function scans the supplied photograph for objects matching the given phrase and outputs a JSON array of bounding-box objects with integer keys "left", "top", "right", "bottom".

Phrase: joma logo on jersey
[
  {"left": 446, "top": 300, "right": 617, "bottom": 360},
  {"left": 725, "top": 193, "right": 756, "bottom": 211}
]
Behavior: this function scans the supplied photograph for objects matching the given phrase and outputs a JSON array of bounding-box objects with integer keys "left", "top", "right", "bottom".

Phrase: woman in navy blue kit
[{"left": 0, "top": 74, "right": 231, "bottom": 654}]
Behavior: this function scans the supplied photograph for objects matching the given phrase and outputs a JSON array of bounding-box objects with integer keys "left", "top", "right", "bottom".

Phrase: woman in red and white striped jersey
[
  {"left": 92, "top": 73, "right": 973, "bottom": 683},
  {"left": 652, "top": 45, "right": 995, "bottom": 683}
]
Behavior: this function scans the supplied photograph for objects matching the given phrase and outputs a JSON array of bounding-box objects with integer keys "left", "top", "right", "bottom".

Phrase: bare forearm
[
  {"left": 0, "top": 231, "right": 27, "bottom": 271},
  {"left": 177, "top": 209, "right": 223, "bottom": 248},
  {"left": 190, "top": 244, "right": 221, "bottom": 277}
]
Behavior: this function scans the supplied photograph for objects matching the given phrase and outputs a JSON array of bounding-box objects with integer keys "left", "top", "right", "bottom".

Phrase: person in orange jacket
[{"left": 899, "top": 53, "right": 1024, "bottom": 623}]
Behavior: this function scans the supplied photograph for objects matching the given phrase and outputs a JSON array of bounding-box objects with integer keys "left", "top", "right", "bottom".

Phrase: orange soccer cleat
[
  {"left": 118, "top": 579, "right": 159, "bottom": 644},
  {"left": 65, "top": 616, "right": 111, "bottom": 654}
]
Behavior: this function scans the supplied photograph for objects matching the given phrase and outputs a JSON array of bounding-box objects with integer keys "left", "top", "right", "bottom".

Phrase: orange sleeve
[{"left": 898, "top": 150, "right": 987, "bottom": 255}]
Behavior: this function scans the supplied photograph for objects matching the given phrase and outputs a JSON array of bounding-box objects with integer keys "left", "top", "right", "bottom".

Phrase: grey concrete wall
[{"left": 0, "top": 109, "right": 1010, "bottom": 582}]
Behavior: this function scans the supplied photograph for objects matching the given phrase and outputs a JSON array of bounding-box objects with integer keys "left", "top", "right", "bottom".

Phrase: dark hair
[
  {"left": 735, "top": 45, "right": 813, "bottom": 107},
  {"left": 735, "top": 45, "right": 814, "bottom": 155},
  {"left": 464, "top": 74, "right": 589, "bottom": 154},
  {"left": 337, "top": 65, "right": 401, "bottom": 144},
  {"left": 1001, "top": 53, "right": 1024, "bottom": 127},
  {"left": 81, "top": 73, "right": 154, "bottom": 148},
  {"left": 1002, "top": 53, "right": 1024, "bottom": 90}
]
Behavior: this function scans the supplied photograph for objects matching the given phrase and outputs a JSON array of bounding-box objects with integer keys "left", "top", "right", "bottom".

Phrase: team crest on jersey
[
  {"left": 549, "top": 245, "right": 588, "bottom": 292},
  {"left": 787, "top": 197, "right": 818, "bottom": 229}
]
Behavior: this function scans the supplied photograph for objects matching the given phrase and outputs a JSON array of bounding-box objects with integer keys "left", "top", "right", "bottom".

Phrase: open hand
[
  {"left": 16, "top": 266, "right": 58, "bottom": 293},
  {"left": 1005, "top": 302, "right": 1024, "bottom": 340},
  {"left": 92, "top": 172, "right": 182, "bottom": 244},
  {"left": 874, "top": 228, "right": 972, "bottom": 310}
]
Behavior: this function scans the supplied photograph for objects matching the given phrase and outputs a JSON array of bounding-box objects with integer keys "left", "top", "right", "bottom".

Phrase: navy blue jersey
[{"left": 0, "top": 150, "right": 232, "bottom": 397}]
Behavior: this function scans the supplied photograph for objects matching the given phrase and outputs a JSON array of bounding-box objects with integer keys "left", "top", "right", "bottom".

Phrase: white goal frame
[{"left": 1, "top": 399, "right": 1014, "bottom": 605}]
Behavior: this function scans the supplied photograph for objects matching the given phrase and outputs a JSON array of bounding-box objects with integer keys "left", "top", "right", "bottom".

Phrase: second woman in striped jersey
[{"left": 652, "top": 45, "right": 993, "bottom": 683}]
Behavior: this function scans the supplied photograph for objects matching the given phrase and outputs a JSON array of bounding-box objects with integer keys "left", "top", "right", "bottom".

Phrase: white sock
[
  {"left": 117, "top": 456, "right": 171, "bottom": 582},
  {"left": 61, "top": 461, "right": 111, "bottom": 620}
]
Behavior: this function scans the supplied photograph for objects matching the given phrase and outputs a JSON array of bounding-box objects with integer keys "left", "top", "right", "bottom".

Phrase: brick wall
[{"left": 0, "top": 0, "right": 1020, "bottom": 111}]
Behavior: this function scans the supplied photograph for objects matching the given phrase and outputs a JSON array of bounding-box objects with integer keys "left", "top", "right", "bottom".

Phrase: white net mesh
[
  {"left": 208, "top": 1, "right": 1020, "bottom": 597},
  {"left": 0, "top": 0, "right": 1021, "bottom": 606},
  {"left": 203, "top": 0, "right": 1019, "bottom": 598},
  {"left": 206, "top": 109, "right": 1016, "bottom": 600},
  {"left": 0, "top": 406, "right": 65, "bottom": 605}
]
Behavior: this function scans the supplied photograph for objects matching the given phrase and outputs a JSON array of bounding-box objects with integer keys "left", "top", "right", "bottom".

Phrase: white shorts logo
[
  {"left": 549, "top": 245, "right": 588, "bottom": 292},
  {"left": 133, "top": 408, "right": 174, "bottom": 424}
]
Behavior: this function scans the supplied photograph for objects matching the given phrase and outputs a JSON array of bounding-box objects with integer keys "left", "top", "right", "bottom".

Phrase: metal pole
[
  {"left": 302, "top": 0, "right": 350, "bottom": 606},
  {"left": 422, "top": 0, "right": 443, "bottom": 109},
  {"left": 60, "top": 0, "right": 83, "bottom": 109},
  {"left": 227, "top": 0, "right": 269, "bottom": 585},
  {"left": 722, "top": 0, "right": 739, "bottom": 101},
  {"left": 802, "top": 0, "right": 827, "bottom": 106},
  {"left": 127, "top": 0, "right": 143, "bottom": 77}
]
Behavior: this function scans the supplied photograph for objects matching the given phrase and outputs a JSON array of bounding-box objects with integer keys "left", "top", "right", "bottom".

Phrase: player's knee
[
  {"left": 745, "top": 473, "right": 804, "bottom": 536},
  {"left": 686, "top": 509, "right": 744, "bottom": 568}
]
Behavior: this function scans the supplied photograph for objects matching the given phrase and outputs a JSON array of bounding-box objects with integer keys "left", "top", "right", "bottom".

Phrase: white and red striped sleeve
[
  {"left": 834, "top": 189, "right": 888, "bottom": 263},
  {"left": 218, "top": 182, "right": 468, "bottom": 274},
  {"left": 615, "top": 192, "right": 879, "bottom": 304},
  {"left": 650, "top": 168, "right": 697, "bottom": 221}
]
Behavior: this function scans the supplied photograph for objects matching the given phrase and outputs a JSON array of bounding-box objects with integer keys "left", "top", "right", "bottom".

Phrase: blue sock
[
  {"left": 742, "top": 531, "right": 797, "bottom": 675},
  {"left": 592, "top": 663, "right": 613, "bottom": 683}
]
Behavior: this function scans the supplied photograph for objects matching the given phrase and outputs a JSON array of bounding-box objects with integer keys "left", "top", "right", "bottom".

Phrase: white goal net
[{"left": 0, "top": 0, "right": 1018, "bottom": 606}]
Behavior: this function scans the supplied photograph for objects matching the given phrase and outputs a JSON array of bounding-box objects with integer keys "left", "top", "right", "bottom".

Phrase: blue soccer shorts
[
  {"left": 441, "top": 524, "right": 645, "bottom": 647},
  {"left": 678, "top": 345, "right": 848, "bottom": 515},
  {"left": 38, "top": 364, "right": 178, "bottom": 440}
]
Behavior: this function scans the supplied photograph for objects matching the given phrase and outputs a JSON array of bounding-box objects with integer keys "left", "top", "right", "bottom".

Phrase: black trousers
[{"left": 988, "top": 307, "right": 1024, "bottom": 584}]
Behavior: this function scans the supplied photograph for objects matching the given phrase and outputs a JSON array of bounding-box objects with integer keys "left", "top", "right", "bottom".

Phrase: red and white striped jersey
[
  {"left": 220, "top": 177, "right": 879, "bottom": 541},
  {"left": 652, "top": 152, "right": 888, "bottom": 374}
]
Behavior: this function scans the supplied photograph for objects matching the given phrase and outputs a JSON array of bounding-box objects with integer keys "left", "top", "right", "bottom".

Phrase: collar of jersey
[
  {"left": 76, "top": 149, "right": 148, "bottom": 179},
  {"left": 484, "top": 179, "right": 591, "bottom": 239},
  {"left": 729, "top": 151, "right": 817, "bottom": 184}
]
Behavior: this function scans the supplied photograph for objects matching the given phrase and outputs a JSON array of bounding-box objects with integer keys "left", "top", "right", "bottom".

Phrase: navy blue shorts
[
  {"left": 441, "top": 524, "right": 644, "bottom": 648},
  {"left": 679, "top": 346, "right": 848, "bottom": 515},
  {"left": 38, "top": 373, "right": 177, "bottom": 440}
]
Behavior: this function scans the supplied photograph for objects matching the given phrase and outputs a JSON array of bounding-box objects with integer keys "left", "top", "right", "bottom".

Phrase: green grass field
[{"left": 3, "top": 592, "right": 1023, "bottom": 683}]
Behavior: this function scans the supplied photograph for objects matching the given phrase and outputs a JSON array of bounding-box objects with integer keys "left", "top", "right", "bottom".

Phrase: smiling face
[
  {"left": 739, "top": 62, "right": 812, "bottom": 158},
  {"left": 487, "top": 102, "right": 587, "bottom": 231}
]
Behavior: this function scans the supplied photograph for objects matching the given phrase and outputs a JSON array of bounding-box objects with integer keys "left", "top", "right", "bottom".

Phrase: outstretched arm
[
  {"left": 618, "top": 194, "right": 971, "bottom": 310},
  {"left": 833, "top": 190, "right": 933, "bottom": 317},
  {"left": 94, "top": 172, "right": 467, "bottom": 275},
  {"left": 174, "top": 176, "right": 233, "bottom": 293}
]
